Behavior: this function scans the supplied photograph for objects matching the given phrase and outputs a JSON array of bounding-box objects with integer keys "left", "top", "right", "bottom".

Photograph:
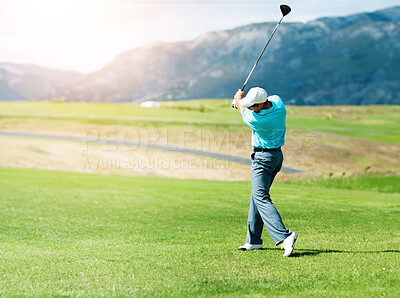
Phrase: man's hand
[
  {"left": 233, "top": 89, "right": 245, "bottom": 116},
  {"left": 232, "top": 89, "right": 244, "bottom": 109},
  {"left": 235, "top": 89, "right": 244, "bottom": 101}
]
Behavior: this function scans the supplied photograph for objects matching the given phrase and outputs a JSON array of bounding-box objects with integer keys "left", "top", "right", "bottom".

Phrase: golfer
[{"left": 234, "top": 87, "right": 297, "bottom": 257}]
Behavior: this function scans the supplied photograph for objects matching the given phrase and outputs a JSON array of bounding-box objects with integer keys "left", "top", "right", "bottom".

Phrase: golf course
[
  {"left": 0, "top": 101, "right": 399, "bottom": 296},
  {"left": 1, "top": 0, "right": 400, "bottom": 295}
]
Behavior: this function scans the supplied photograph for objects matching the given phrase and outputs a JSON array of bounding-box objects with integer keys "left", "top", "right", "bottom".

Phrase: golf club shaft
[{"left": 241, "top": 16, "right": 284, "bottom": 91}]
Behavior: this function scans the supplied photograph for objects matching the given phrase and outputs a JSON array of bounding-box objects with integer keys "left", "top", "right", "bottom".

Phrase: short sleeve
[{"left": 242, "top": 109, "right": 257, "bottom": 130}]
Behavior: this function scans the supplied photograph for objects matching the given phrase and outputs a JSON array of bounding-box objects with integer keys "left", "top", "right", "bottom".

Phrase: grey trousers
[{"left": 246, "top": 150, "right": 292, "bottom": 246}]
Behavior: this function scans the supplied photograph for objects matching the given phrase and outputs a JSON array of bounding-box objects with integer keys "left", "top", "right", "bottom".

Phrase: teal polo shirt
[{"left": 242, "top": 95, "right": 286, "bottom": 149}]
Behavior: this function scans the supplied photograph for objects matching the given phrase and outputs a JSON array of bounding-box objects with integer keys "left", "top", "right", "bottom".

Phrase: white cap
[{"left": 240, "top": 87, "right": 268, "bottom": 108}]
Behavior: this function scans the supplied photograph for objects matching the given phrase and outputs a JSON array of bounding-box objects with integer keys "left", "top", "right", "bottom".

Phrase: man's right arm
[{"left": 234, "top": 89, "right": 245, "bottom": 116}]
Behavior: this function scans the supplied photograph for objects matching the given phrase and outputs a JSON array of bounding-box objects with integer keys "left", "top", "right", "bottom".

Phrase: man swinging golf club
[
  {"left": 232, "top": 4, "right": 297, "bottom": 257},
  {"left": 234, "top": 88, "right": 297, "bottom": 257}
]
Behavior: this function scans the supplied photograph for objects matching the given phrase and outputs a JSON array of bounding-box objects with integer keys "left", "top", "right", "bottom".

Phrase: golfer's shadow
[
  {"left": 256, "top": 248, "right": 399, "bottom": 257},
  {"left": 289, "top": 249, "right": 400, "bottom": 258}
]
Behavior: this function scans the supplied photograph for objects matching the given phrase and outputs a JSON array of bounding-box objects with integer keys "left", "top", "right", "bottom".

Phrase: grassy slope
[
  {"left": 0, "top": 167, "right": 399, "bottom": 296},
  {"left": 287, "top": 105, "right": 400, "bottom": 144},
  {"left": 1, "top": 101, "right": 399, "bottom": 144}
]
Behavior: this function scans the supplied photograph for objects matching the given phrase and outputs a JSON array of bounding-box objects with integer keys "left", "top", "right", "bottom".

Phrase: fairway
[{"left": 1, "top": 167, "right": 399, "bottom": 296}]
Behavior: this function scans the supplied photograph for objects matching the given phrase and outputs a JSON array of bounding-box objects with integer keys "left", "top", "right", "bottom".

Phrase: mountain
[
  {"left": 0, "top": 63, "right": 82, "bottom": 101},
  {"left": 1, "top": 6, "right": 400, "bottom": 105}
]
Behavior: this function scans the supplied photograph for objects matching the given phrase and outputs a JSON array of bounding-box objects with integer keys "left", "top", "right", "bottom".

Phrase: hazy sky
[{"left": 0, "top": 0, "right": 398, "bottom": 73}]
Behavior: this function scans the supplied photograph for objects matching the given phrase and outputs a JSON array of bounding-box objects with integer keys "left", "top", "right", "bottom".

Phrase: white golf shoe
[
  {"left": 238, "top": 243, "right": 263, "bottom": 251},
  {"left": 282, "top": 232, "right": 298, "bottom": 257}
]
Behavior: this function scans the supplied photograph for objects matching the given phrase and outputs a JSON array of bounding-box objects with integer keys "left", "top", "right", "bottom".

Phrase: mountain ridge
[
  {"left": 1, "top": 6, "right": 399, "bottom": 105},
  {"left": 0, "top": 63, "right": 83, "bottom": 101}
]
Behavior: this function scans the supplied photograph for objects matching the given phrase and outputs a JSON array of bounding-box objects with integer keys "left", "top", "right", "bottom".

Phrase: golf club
[{"left": 232, "top": 4, "right": 291, "bottom": 108}]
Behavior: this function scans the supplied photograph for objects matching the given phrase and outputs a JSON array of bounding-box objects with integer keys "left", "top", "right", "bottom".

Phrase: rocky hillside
[{"left": 1, "top": 6, "right": 399, "bottom": 105}]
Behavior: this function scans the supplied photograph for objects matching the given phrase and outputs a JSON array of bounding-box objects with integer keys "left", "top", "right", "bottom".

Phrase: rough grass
[
  {"left": 1, "top": 101, "right": 399, "bottom": 179},
  {"left": 0, "top": 167, "right": 399, "bottom": 296},
  {"left": 0, "top": 136, "right": 251, "bottom": 181}
]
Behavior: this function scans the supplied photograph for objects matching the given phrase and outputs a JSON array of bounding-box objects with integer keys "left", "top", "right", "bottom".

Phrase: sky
[{"left": 0, "top": 0, "right": 398, "bottom": 73}]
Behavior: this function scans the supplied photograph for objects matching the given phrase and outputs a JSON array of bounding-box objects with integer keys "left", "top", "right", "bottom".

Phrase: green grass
[
  {"left": 1, "top": 101, "right": 400, "bottom": 143},
  {"left": 0, "top": 100, "right": 241, "bottom": 128},
  {"left": 287, "top": 174, "right": 400, "bottom": 194},
  {"left": 0, "top": 167, "right": 399, "bottom": 296}
]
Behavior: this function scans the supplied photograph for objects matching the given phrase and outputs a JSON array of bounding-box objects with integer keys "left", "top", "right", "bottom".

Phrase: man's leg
[
  {"left": 251, "top": 151, "right": 292, "bottom": 245},
  {"left": 246, "top": 194, "right": 264, "bottom": 245}
]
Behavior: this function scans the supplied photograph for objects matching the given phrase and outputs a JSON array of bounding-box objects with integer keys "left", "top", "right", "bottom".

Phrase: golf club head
[{"left": 280, "top": 4, "right": 291, "bottom": 17}]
